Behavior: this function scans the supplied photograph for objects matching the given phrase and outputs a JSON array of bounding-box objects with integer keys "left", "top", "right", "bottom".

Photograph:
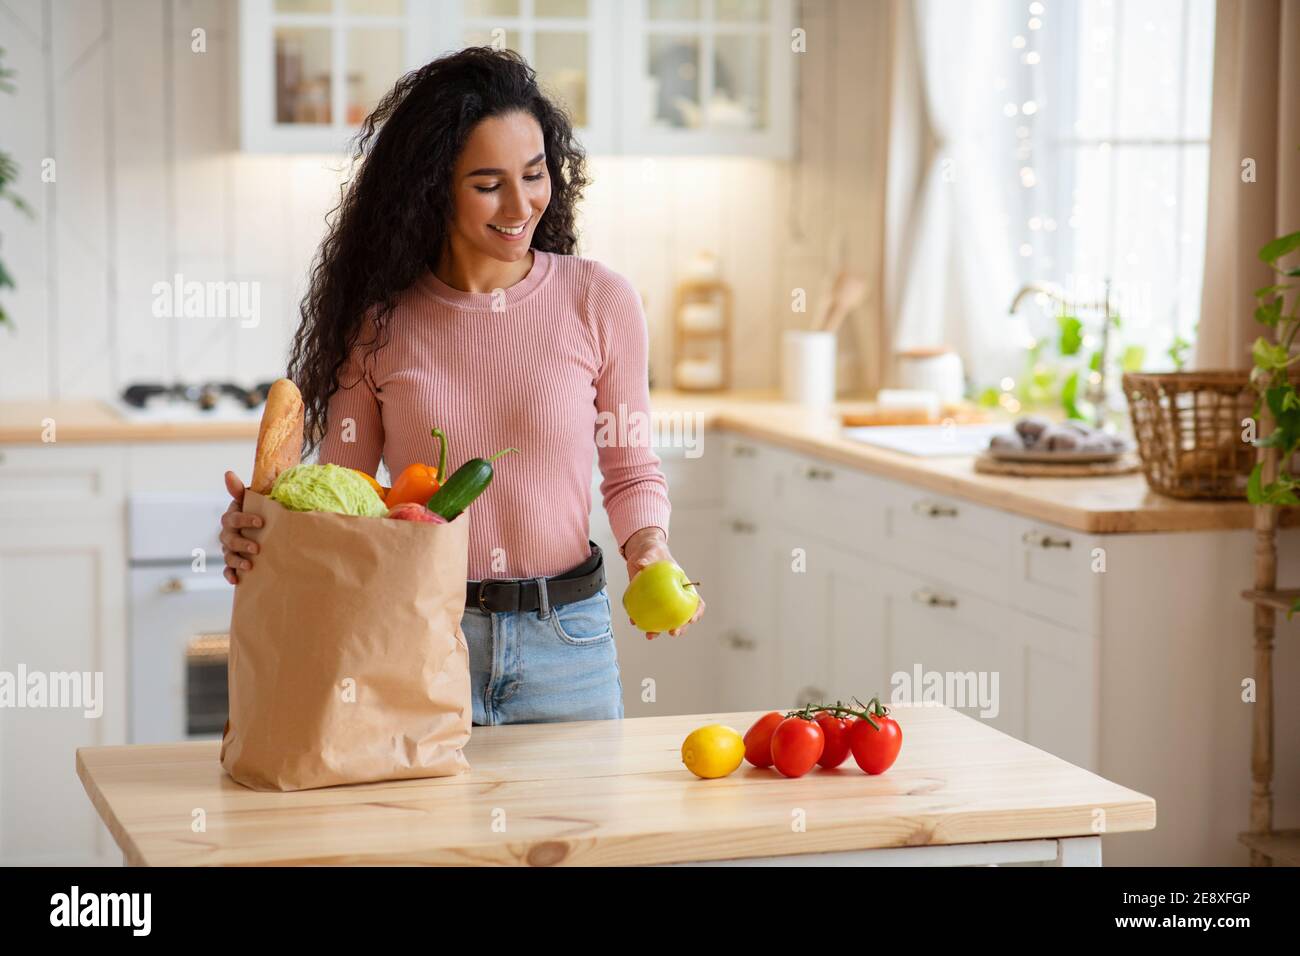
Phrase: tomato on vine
[
  {"left": 770, "top": 716, "right": 824, "bottom": 778},
  {"left": 814, "top": 710, "right": 856, "bottom": 769},
  {"left": 849, "top": 698, "right": 902, "bottom": 775}
]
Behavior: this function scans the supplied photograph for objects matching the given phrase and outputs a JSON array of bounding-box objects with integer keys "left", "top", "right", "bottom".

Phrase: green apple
[{"left": 622, "top": 560, "right": 701, "bottom": 633}]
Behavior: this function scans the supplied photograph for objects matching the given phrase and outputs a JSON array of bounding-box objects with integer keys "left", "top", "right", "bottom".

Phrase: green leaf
[
  {"left": 1167, "top": 336, "right": 1191, "bottom": 371},
  {"left": 1061, "top": 370, "right": 1084, "bottom": 420},
  {"left": 1058, "top": 315, "right": 1083, "bottom": 356},
  {"left": 1289, "top": 597, "right": 1300, "bottom": 621},
  {"left": 1120, "top": 344, "right": 1145, "bottom": 372},
  {"left": 977, "top": 386, "right": 1001, "bottom": 408},
  {"left": 1088, "top": 350, "right": 1103, "bottom": 372},
  {"left": 1255, "top": 298, "right": 1283, "bottom": 327},
  {"left": 1248, "top": 463, "right": 1265, "bottom": 504},
  {"left": 1259, "top": 231, "right": 1300, "bottom": 264},
  {"left": 1256, "top": 284, "right": 1293, "bottom": 299},
  {"left": 1253, "top": 336, "right": 1290, "bottom": 370}
]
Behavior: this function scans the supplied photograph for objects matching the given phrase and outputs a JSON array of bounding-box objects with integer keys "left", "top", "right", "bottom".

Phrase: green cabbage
[{"left": 269, "top": 464, "right": 387, "bottom": 517}]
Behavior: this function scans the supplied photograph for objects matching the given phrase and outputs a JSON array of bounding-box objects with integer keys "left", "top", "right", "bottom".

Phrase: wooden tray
[{"left": 974, "top": 452, "right": 1141, "bottom": 478}]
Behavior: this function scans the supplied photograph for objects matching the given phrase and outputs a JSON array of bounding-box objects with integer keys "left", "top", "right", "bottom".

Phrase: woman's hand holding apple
[{"left": 621, "top": 527, "right": 706, "bottom": 640}]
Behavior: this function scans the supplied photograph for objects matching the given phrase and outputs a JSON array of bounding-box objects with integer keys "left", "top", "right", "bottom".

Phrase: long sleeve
[
  {"left": 586, "top": 264, "right": 672, "bottom": 551},
  {"left": 317, "top": 342, "right": 384, "bottom": 476}
]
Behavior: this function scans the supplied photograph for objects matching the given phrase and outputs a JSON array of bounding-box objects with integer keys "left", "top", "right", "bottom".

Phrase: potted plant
[{"left": 1246, "top": 229, "right": 1300, "bottom": 507}]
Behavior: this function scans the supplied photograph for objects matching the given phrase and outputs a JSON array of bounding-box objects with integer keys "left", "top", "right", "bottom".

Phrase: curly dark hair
[{"left": 287, "top": 46, "right": 590, "bottom": 451}]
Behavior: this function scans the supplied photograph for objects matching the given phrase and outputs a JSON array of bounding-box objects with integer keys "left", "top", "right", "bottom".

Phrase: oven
[{"left": 128, "top": 493, "right": 235, "bottom": 744}]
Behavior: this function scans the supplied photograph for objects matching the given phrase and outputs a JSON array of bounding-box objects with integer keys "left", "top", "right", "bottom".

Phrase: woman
[{"left": 218, "top": 47, "right": 704, "bottom": 726}]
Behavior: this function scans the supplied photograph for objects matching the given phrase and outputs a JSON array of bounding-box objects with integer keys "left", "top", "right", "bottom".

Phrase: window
[{"left": 1008, "top": 0, "right": 1215, "bottom": 373}]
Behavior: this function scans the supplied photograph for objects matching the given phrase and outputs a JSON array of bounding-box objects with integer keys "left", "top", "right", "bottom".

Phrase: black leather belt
[{"left": 467, "top": 541, "right": 606, "bottom": 613}]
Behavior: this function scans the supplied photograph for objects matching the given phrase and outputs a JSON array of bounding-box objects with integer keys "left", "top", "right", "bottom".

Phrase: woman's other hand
[
  {"left": 219, "top": 470, "right": 263, "bottom": 585},
  {"left": 622, "top": 527, "right": 706, "bottom": 640}
]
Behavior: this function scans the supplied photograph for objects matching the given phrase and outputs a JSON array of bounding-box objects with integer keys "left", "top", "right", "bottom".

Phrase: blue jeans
[{"left": 461, "top": 585, "right": 624, "bottom": 726}]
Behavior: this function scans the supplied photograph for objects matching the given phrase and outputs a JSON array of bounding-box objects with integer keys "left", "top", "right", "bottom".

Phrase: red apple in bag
[{"left": 386, "top": 503, "right": 447, "bottom": 524}]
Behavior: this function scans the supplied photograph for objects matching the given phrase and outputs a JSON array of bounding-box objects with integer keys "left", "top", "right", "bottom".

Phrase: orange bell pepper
[{"left": 384, "top": 427, "right": 448, "bottom": 508}]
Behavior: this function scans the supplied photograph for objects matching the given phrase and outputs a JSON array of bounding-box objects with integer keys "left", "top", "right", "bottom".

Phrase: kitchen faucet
[{"left": 1008, "top": 279, "right": 1115, "bottom": 429}]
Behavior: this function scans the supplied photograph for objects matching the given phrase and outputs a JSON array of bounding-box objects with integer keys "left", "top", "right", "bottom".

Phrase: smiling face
[{"left": 448, "top": 110, "right": 551, "bottom": 264}]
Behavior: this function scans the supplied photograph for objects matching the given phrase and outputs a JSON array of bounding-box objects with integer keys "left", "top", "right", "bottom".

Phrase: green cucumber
[{"left": 426, "top": 447, "right": 517, "bottom": 520}]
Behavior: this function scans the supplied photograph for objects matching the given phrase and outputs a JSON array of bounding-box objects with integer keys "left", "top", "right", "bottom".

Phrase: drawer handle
[
  {"left": 724, "top": 632, "right": 756, "bottom": 651},
  {"left": 803, "top": 466, "right": 835, "bottom": 481},
  {"left": 160, "top": 576, "right": 230, "bottom": 594},
  {"left": 731, "top": 444, "right": 758, "bottom": 458},
  {"left": 729, "top": 518, "right": 757, "bottom": 534},
  {"left": 912, "top": 500, "right": 958, "bottom": 518},
  {"left": 912, "top": 587, "right": 958, "bottom": 609},
  {"left": 1022, "top": 530, "right": 1072, "bottom": 549}
]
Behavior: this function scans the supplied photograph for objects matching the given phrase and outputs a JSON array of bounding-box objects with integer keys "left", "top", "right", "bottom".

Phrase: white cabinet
[
  {"left": 239, "top": 0, "right": 441, "bottom": 152},
  {"left": 239, "top": 0, "right": 794, "bottom": 156},
  {"left": 619, "top": 0, "right": 794, "bottom": 158},
  {"left": 0, "top": 438, "right": 254, "bottom": 865},
  {"left": 589, "top": 442, "right": 723, "bottom": 717},
  {"left": 706, "top": 433, "right": 1103, "bottom": 772},
  {"left": 451, "top": 0, "right": 620, "bottom": 154},
  {"left": 0, "top": 445, "right": 128, "bottom": 865}
]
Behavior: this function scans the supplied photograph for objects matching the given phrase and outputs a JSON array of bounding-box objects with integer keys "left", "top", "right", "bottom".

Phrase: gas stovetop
[{"left": 112, "top": 382, "right": 274, "bottom": 422}]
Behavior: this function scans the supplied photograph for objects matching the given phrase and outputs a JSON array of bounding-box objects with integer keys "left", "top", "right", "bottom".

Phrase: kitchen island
[{"left": 78, "top": 706, "right": 1154, "bottom": 867}]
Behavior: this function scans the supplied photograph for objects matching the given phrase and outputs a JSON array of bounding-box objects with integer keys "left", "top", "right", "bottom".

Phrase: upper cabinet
[
  {"left": 239, "top": 0, "right": 439, "bottom": 153},
  {"left": 619, "top": 0, "right": 792, "bottom": 158},
  {"left": 239, "top": 0, "right": 793, "bottom": 157}
]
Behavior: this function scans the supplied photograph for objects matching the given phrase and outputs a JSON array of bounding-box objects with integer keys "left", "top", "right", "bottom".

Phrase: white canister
[
  {"left": 896, "top": 348, "right": 965, "bottom": 405},
  {"left": 781, "top": 330, "right": 837, "bottom": 406}
]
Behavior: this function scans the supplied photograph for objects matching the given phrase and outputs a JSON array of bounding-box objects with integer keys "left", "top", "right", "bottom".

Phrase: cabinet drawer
[
  {"left": 876, "top": 564, "right": 1025, "bottom": 740},
  {"left": 720, "top": 434, "right": 786, "bottom": 516},
  {"left": 778, "top": 454, "right": 889, "bottom": 558},
  {"left": 1007, "top": 517, "right": 1100, "bottom": 632},
  {"left": 0, "top": 445, "right": 126, "bottom": 519},
  {"left": 128, "top": 441, "right": 255, "bottom": 495},
  {"left": 880, "top": 487, "right": 1009, "bottom": 599},
  {"left": 654, "top": 443, "right": 721, "bottom": 508}
]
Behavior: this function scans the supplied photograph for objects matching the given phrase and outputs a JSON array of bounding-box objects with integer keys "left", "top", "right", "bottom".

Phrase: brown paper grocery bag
[{"left": 219, "top": 491, "right": 471, "bottom": 791}]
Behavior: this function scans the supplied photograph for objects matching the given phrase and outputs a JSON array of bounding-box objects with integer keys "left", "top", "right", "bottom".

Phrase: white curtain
[{"left": 886, "top": 0, "right": 1029, "bottom": 390}]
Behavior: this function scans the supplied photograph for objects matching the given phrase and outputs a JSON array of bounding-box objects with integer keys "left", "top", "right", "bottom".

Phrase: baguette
[{"left": 250, "top": 378, "right": 304, "bottom": 494}]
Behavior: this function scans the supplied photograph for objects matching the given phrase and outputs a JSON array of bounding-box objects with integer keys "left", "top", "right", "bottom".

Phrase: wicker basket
[{"left": 1123, "top": 371, "right": 1256, "bottom": 499}]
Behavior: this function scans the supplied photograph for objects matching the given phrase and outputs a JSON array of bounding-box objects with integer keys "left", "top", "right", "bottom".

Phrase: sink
[{"left": 842, "top": 423, "right": 1013, "bottom": 457}]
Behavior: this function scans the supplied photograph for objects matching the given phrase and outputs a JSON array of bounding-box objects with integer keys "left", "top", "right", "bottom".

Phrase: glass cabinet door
[
  {"left": 457, "top": 0, "right": 615, "bottom": 151},
  {"left": 243, "top": 0, "right": 426, "bottom": 151},
  {"left": 624, "top": 0, "right": 791, "bottom": 156}
]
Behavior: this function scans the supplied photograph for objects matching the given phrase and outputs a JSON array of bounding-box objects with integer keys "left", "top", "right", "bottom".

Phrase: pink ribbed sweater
[{"left": 318, "top": 249, "right": 671, "bottom": 581}]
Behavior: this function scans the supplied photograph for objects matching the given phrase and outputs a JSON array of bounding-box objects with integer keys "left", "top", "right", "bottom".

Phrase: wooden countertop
[
  {"left": 77, "top": 707, "right": 1155, "bottom": 866},
  {"left": 0, "top": 400, "right": 260, "bottom": 443},
  {"left": 1, "top": 392, "right": 1272, "bottom": 533}
]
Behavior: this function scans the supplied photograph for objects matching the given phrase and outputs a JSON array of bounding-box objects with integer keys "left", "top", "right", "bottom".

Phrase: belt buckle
[{"left": 476, "top": 578, "right": 510, "bottom": 613}]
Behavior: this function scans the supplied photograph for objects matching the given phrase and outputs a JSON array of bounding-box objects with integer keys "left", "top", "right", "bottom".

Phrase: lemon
[{"left": 681, "top": 724, "right": 745, "bottom": 779}]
